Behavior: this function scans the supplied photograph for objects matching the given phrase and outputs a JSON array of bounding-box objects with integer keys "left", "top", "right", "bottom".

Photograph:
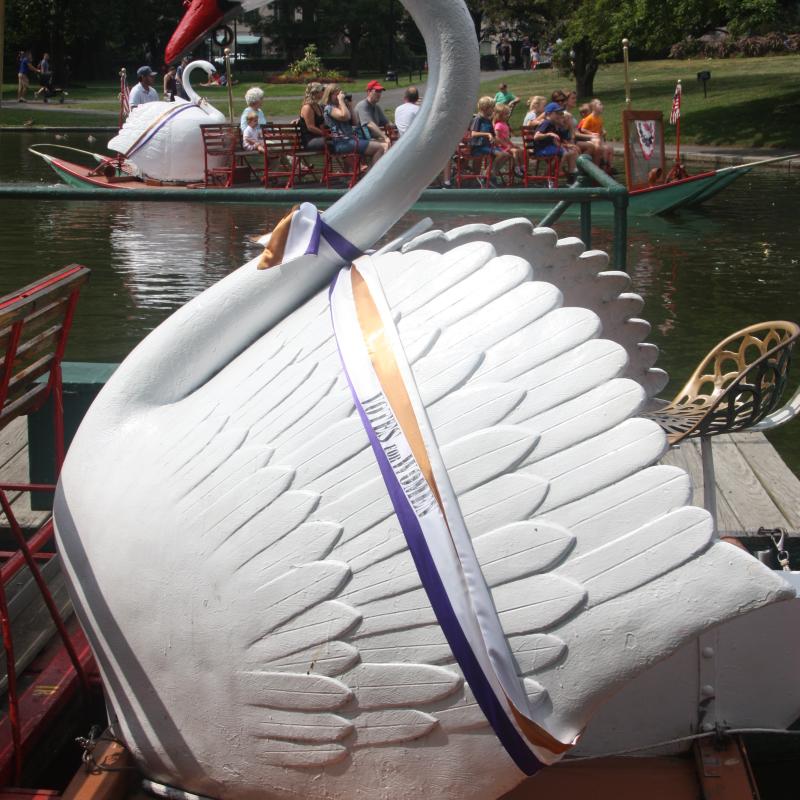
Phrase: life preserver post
[{"left": 213, "top": 25, "right": 234, "bottom": 48}]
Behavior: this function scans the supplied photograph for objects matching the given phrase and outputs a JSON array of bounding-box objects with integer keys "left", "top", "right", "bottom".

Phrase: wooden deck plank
[
  {"left": 0, "top": 419, "right": 27, "bottom": 472},
  {"left": 734, "top": 432, "right": 800, "bottom": 531},
  {"left": 659, "top": 440, "right": 742, "bottom": 535},
  {"left": 708, "top": 433, "right": 791, "bottom": 533},
  {"left": 0, "top": 418, "right": 52, "bottom": 531}
]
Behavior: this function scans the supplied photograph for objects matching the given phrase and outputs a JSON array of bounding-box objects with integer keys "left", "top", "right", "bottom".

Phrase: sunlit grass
[{"left": 484, "top": 53, "right": 800, "bottom": 148}]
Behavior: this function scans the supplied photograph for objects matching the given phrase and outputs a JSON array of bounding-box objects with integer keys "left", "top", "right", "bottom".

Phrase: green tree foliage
[
  {"left": 252, "top": 0, "right": 413, "bottom": 75},
  {"left": 6, "top": 0, "right": 185, "bottom": 78}
]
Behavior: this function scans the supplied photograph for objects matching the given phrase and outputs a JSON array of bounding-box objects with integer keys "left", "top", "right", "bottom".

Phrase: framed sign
[{"left": 622, "top": 109, "right": 666, "bottom": 191}]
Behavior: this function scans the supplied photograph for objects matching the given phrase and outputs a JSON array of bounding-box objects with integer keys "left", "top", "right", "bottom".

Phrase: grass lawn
[
  {"left": 481, "top": 53, "right": 800, "bottom": 149},
  {"left": 0, "top": 71, "right": 421, "bottom": 127},
  {"left": 3, "top": 55, "right": 798, "bottom": 149}
]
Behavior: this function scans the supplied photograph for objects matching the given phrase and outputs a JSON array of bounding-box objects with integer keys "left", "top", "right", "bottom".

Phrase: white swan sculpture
[
  {"left": 107, "top": 60, "right": 225, "bottom": 183},
  {"left": 55, "top": 1, "right": 796, "bottom": 798}
]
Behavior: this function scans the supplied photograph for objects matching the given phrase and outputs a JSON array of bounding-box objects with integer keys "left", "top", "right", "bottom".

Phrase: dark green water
[{"left": 1, "top": 132, "right": 798, "bottom": 473}]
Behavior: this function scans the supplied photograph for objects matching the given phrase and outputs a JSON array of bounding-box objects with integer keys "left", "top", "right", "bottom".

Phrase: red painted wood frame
[
  {"left": 454, "top": 134, "right": 493, "bottom": 189},
  {"left": 0, "top": 265, "right": 91, "bottom": 784}
]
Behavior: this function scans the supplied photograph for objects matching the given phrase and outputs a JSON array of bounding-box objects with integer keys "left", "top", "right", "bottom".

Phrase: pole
[
  {"left": 622, "top": 38, "right": 631, "bottom": 110},
  {"left": 675, "top": 78, "right": 682, "bottom": 168},
  {"left": 224, "top": 48, "right": 234, "bottom": 125},
  {"left": 0, "top": 0, "right": 6, "bottom": 109},
  {"left": 118, "top": 68, "right": 126, "bottom": 131}
]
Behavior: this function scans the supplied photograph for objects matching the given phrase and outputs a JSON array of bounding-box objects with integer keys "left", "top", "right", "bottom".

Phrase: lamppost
[{"left": 388, "top": 0, "right": 395, "bottom": 72}]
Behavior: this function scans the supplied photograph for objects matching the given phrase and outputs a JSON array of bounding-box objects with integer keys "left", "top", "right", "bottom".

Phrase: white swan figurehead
[
  {"left": 55, "top": 1, "right": 794, "bottom": 798},
  {"left": 107, "top": 60, "right": 225, "bottom": 183}
]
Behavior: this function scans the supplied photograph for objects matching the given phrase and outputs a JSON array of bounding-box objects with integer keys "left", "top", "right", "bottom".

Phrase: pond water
[{"left": 1, "top": 131, "right": 799, "bottom": 473}]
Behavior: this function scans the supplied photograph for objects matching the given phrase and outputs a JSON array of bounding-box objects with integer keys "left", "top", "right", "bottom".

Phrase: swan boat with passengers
[{"left": 26, "top": 53, "right": 797, "bottom": 216}]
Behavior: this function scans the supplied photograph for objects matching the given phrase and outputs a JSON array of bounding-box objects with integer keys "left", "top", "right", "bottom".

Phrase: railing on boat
[{"left": 0, "top": 265, "right": 93, "bottom": 785}]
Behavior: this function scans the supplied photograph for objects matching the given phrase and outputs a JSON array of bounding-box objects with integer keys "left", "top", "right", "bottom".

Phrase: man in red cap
[{"left": 355, "top": 79, "right": 389, "bottom": 143}]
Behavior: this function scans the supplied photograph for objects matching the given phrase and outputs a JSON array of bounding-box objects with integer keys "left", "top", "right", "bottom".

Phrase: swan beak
[{"left": 165, "top": 0, "right": 241, "bottom": 63}]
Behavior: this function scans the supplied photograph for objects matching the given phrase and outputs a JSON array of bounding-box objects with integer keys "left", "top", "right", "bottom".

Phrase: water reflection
[{"left": 107, "top": 202, "right": 267, "bottom": 309}]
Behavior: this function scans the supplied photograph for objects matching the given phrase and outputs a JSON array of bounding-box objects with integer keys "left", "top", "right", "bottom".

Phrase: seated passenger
[
  {"left": 239, "top": 87, "right": 266, "bottom": 133},
  {"left": 469, "top": 96, "right": 511, "bottom": 183},
  {"left": 533, "top": 102, "right": 578, "bottom": 183},
  {"left": 355, "top": 80, "right": 389, "bottom": 143},
  {"left": 322, "top": 83, "right": 386, "bottom": 168},
  {"left": 299, "top": 81, "right": 326, "bottom": 151},
  {"left": 577, "top": 98, "right": 615, "bottom": 173},
  {"left": 523, "top": 95, "right": 546, "bottom": 128},
  {"left": 242, "top": 111, "right": 264, "bottom": 153},
  {"left": 394, "top": 86, "right": 421, "bottom": 136},
  {"left": 494, "top": 82, "right": 519, "bottom": 111},
  {"left": 492, "top": 103, "right": 524, "bottom": 177}
]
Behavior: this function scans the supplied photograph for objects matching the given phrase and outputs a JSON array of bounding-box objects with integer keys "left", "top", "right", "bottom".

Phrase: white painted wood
[
  {"left": 242, "top": 671, "right": 353, "bottom": 711},
  {"left": 473, "top": 522, "right": 575, "bottom": 585},
  {"left": 346, "top": 663, "right": 461, "bottom": 708}
]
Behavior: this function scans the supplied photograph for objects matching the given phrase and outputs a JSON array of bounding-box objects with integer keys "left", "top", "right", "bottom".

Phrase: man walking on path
[
  {"left": 34, "top": 53, "right": 53, "bottom": 100},
  {"left": 17, "top": 50, "right": 39, "bottom": 102}
]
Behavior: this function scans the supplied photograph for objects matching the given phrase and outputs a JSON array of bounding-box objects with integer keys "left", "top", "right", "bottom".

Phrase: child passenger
[
  {"left": 242, "top": 112, "right": 264, "bottom": 153},
  {"left": 469, "top": 96, "right": 512, "bottom": 183},
  {"left": 492, "top": 103, "right": 524, "bottom": 176},
  {"left": 523, "top": 95, "right": 546, "bottom": 128},
  {"left": 534, "top": 102, "right": 578, "bottom": 184}
]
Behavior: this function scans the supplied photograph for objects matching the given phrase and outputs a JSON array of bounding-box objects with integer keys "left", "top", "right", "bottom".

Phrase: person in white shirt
[
  {"left": 129, "top": 66, "right": 159, "bottom": 107},
  {"left": 239, "top": 87, "right": 267, "bottom": 133},
  {"left": 394, "top": 86, "right": 421, "bottom": 136}
]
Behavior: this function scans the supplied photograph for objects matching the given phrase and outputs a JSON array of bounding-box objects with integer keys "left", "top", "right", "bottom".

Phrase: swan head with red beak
[{"left": 165, "top": 0, "right": 245, "bottom": 63}]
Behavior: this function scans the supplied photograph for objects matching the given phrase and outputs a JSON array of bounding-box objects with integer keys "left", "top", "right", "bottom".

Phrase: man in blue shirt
[{"left": 17, "top": 50, "right": 39, "bottom": 103}]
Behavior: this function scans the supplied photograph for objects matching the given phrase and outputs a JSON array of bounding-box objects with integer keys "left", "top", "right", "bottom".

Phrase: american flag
[
  {"left": 120, "top": 71, "right": 131, "bottom": 118},
  {"left": 669, "top": 81, "right": 682, "bottom": 125}
]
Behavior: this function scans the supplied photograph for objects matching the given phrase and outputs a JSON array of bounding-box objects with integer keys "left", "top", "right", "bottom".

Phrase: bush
[{"left": 670, "top": 31, "right": 797, "bottom": 59}]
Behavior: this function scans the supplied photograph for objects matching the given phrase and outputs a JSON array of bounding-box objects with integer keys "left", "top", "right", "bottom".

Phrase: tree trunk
[
  {"left": 572, "top": 37, "right": 598, "bottom": 98},
  {"left": 347, "top": 33, "right": 362, "bottom": 77}
]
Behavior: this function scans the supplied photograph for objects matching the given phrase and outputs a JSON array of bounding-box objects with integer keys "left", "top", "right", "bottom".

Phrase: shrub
[
  {"left": 287, "top": 44, "right": 325, "bottom": 78},
  {"left": 670, "top": 31, "right": 796, "bottom": 59}
]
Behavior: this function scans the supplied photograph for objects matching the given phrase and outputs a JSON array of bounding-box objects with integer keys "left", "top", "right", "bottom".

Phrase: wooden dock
[
  {"left": 661, "top": 432, "right": 800, "bottom": 538},
  {"left": 0, "top": 417, "right": 50, "bottom": 531}
]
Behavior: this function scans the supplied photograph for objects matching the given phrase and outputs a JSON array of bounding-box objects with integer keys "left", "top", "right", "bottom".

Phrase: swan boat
[
  {"left": 48, "top": 0, "right": 800, "bottom": 798},
  {"left": 29, "top": 59, "right": 226, "bottom": 188}
]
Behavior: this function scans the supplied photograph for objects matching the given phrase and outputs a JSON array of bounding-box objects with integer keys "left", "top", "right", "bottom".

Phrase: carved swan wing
[{"left": 55, "top": 224, "right": 792, "bottom": 798}]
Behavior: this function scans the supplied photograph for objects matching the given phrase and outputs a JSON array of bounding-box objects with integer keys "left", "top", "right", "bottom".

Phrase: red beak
[{"left": 165, "top": 0, "right": 240, "bottom": 63}]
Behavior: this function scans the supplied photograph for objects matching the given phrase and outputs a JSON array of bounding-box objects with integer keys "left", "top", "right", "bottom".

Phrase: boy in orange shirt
[{"left": 577, "top": 98, "right": 615, "bottom": 173}]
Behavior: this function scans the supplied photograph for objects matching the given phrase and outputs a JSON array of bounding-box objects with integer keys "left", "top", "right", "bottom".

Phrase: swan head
[{"left": 166, "top": 0, "right": 256, "bottom": 63}]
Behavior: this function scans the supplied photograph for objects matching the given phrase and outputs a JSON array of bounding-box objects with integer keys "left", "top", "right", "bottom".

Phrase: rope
[{"left": 564, "top": 726, "right": 800, "bottom": 761}]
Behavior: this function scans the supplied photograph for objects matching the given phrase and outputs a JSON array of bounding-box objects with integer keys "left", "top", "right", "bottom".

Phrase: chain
[
  {"left": 75, "top": 726, "right": 137, "bottom": 773},
  {"left": 757, "top": 527, "right": 791, "bottom": 571}
]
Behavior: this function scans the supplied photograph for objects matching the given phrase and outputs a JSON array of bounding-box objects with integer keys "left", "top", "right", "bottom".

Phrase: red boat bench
[{"left": 0, "top": 265, "right": 94, "bottom": 785}]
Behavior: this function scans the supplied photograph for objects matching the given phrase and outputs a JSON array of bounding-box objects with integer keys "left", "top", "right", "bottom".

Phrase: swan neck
[{"left": 322, "top": 0, "right": 479, "bottom": 249}]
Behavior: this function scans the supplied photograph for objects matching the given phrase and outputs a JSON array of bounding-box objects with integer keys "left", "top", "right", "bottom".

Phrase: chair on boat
[
  {"left": 521, "top": 125, "right": 561, "bottom": 188},
  {"left": 642, "top": 321, "right": 800, "bottom": 531},
  {"left": 322, "top": 128, "right": 362, "bottom": 189},
  {"left": 200, "top": 124, "right": 256, "bottom": 188},
  {"left": 382, "top": 124, "right": 400, "bottom": 147},
  {"left": 454, "top": 133, "right": 493, "bottom": 189},
  {"left": 0, "top": 265, "right": 93, "bottom": 784},
  {"left": 262, "top": 122, "right": 323, "bottom": 188}
]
